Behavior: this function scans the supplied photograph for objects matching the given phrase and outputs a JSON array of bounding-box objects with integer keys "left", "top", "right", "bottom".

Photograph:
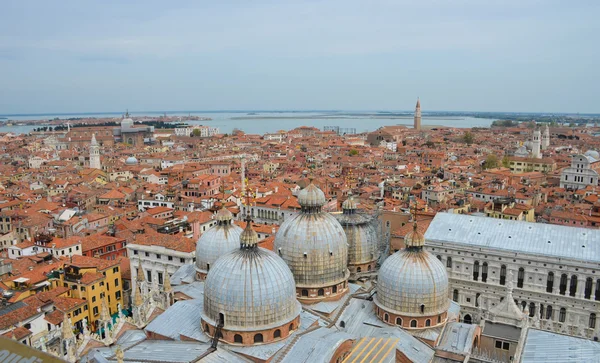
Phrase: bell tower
[
  {"left": 414, "top": 98, "right": 422, "bottom": 130},
  {"left": 89, "top": 133, "right": 101, "bottom": 169}
]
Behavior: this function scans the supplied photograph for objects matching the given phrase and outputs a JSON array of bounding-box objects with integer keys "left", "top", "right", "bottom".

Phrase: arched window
[
  {"left": 420, "top": 304, "right": 425, "bottom": 314},
  {"left": 410, "top": 320, "right": 417, "bottom": 328},
  {"left": 436, "top": 255, "right": 442, "bottom": 261},
  {"left": 482, "top": 262, "right": 488, "bottom": 282},
  {"left": 521, "top": 301, "right": 527, "bottom": 311},
  {"left": 559, "top": 308, "right": 566, "bottom": 323},
  {"left": 500, "top": 265, "right": 507, "bottom": 285},
  {"left": 447, "top": 257, "right": 452, "bottom": 268},
  {"left": 453, "top": 289, "right": 459, "bottom": 302},
  {"left": 204, "top": 324, "right": 210, "bottom": 333},
  {"left": 438, "top": 315, "right": 442, "bottom": 324},
  {"left": 425, "top": 319, "right": 431, "bottom": 327},
  {"left": 585, "top": 277, "right": 593, "bottom": 299},
  {"left": 540, "top": 304, "right": 545, "bottom": 320},
  {"left": 546, "top": 305, "right": 553, "bottom": 320},
  {"left": 569, "top": 275, "right": 578, "bottom": 297},
  {"left": 384, "top": 313, "right": 389, "bottom": 322},
  {"left": 547, "top": 272, "right": 554, "bottom": 293},
  {"left": 517, "top": 268, "right": 525, "bottom": 288},
  {"left": 318, "top": 288, "right": 324, "bottom": 296},
  {"left": 301, "top": 289, "right": 308, "bottom": 297},
  {"left": 475, "top": 293, "right": 480, "bottom": 307},
  {"left": 396, "top": 317, "right": 402, "bottom": 326},
  {"left": 234, "top": 334, "right": 243, "bottom": 344},
  {"left": 463, "top": 314, "right": 472, "bottom": 324},
  {"left": 529, "top": 302, "right": 535, "bottom": 317},
  {"left": 367, "top": 265, "right": 371, "bottom": 271},
  {"left": 473, "top": 261, "right": 480, "bottom": 281},
  {"left": 254, "top": 334, "right": 263, "bottom": 343},
  {"left": 274, "top": 329, "right": 281, "bottom": 338},
  {"left": 218, "top": 313, "right": 225, "bottom": 326},
  {"left": 332, "top": 285, "right": 338, "bottom": 294},
  {"left": 559, "top": 274, "right": 568, "bottom": 295},
  {"left": 357, "top": 267, "right": 362, "bottom": 273},
  {"left": 596, "top": 279, "right": 600, "bottom": 301},
  {"left": 289, "top": 323, "right": 294, "bottom": 331},
  {"left": 590, "top": 313, "right": 597, "bottom": 329},
  {"left": 340, "top": 321, "right": 345, "bottom": 328}
]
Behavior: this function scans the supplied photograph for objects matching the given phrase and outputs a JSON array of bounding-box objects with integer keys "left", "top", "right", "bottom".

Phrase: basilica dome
[
  {"left": 334, "top": 195, "right": 379, "bottom": 274},
  {"left": 125, "top": 156, "right": 138, "bottom": 165},
  {"left": 274, "top": 180, "right": 349, "bottom": 303},
  {"left": 195, "top": 206, "right": 243, "bottom": 280},
  {"left": 202, "top": 220, "right": 301, "bottom": 345},
  {"left": 374, "top": 221, "right": 449, "bottom": 329}
]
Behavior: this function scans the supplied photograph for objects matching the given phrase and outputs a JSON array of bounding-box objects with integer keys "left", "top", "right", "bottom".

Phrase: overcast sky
[{"left": 1, "top": 0, "right": 599, "bottom": 114}]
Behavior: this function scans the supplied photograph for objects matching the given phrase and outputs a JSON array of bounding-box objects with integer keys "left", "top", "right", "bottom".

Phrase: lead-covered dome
[
  {"left": 375, "top": 249, "right": 449, "bottom": 317},
  {"left": 202, "top": 221, "right": 301, "bottom": 344},
  {"left": 297, "top": 182, "right": 327, "bottom": 207},
  {"left": 334, "top": 195, "right": 379, "bottom": 273},
  {"left": 195, "top": 206, "right": 243, "bottom": 278},
  {"left": 125, "top": 156, "right": 138, "bottom": 165},
  {"left": 275, "top": 181, "right": 349, "bottom": 302}
]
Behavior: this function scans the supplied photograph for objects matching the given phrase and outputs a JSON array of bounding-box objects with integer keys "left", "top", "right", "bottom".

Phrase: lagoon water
[{"left": 0, "top": 111, "right": 494, "bottom": 135}]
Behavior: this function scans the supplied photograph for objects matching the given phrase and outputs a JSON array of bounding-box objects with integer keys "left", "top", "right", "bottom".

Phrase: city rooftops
[{"left": 425, "top": 213, "right": 600, "bottom": 264}]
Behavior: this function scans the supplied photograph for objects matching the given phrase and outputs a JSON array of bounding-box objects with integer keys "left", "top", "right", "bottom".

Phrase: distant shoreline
[{"left": 231, "top": 115, "right": 467, "bottom": 121}]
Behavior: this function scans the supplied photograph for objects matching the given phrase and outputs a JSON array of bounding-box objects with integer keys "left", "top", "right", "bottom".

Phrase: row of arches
[
  {"left": 382, "top": 313, "right": 439, "bottom": 328},
  {"left": 203, "top": 321, "right": 295, "bottom": 345},
  {"left": 441, "top": 256, "right": 600, "bottom": 301},
  {"left": 547, "top": 272, "right": 600, "bottom": 299}
]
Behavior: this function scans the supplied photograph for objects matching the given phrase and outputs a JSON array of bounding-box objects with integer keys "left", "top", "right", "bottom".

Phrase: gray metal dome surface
[
  {"left": 195, "top": 219, "right": 243, "bottom": 274},
  {"left": 375, "top": 249, "right": 449, "bottom": 317},
  {"left": 275, "top": 212, "right": 349, "bottom": 287},
  {"left": 202, "top": 247, "right": 301, "bottom": 331},
  {"left": 297, "top": 183, "right": 326, "bottom": 207},
  {"left": 336, "top": 216, "right": 379, "bottom": 267},
  {"left": 125, "top": 156, "right": 138, "bottom": 165}
]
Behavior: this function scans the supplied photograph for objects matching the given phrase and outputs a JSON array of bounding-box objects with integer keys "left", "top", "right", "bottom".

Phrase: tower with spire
[
  {"left": 532, "top": 128, "right": 542, "bottom": 159},
  {"left": 542, "top": 124, "right": 550, "bottom": 150},
  {"left": 414, "top": 98, "right": 422, "bottom": 130},
  {"left": 89, "top": 133, "right": 101, "bottom": 169}
]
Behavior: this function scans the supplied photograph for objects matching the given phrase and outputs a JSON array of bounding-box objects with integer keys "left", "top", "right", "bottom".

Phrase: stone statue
[
  {"left": 82, "top": 317, "right": 90, "bottom": 337},
  {"left": 115, "top": 345, "right": 124, "bottom": 363}
]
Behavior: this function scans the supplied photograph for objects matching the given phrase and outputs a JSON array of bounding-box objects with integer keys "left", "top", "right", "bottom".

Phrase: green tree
[
  {"left": 425, "top": 141, "right": 435, "bottom": 148},
  {"left": 463, "top": 131, "right": 474, "bottom": 145},
  {"left": 501, "top": 156, "right": 510, "bottom": 168},
  {"left": 349, "top": 149, "right": 359, "bottom": 156},
  {"left": 192, "top": 128, "right": 201, "bottom": 137},
  {"left": 483, "top": 154, "right": 499, "bottom": 170}
]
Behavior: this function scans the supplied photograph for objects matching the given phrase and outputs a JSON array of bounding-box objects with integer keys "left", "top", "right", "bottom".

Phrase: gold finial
[
  {"left": 115, "top": 345, "right": 124, "bottom": 363},
  {"left": 241, "top": 184, "right": 255, "bottom": 208},
  {"left": 136, "top": 258, "right": 144, "bottom": 282},
  {"left": 219, "top": 182, "right": 227, "bottom": 205},
  {"left": 411, "top": 200, "right": 418, "bottom": 232}
]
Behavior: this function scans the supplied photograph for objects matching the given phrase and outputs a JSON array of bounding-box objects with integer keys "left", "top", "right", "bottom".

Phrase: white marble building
[
  {"left": 560, "top": 151, "right": 600, "bottom": 190},
  {"left": 424, "top": 212, "right": 600, "bottom": 341},
  {"left": 126, "top": 242, "right": 195, "bottom": 304}
]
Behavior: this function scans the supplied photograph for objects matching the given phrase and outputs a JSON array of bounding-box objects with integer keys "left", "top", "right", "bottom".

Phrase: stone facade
[{"left": 425, "top": 243, "right": 600, "bottom": 340}]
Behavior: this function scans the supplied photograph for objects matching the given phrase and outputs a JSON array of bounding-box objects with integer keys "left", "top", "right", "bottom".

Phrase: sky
[{"left": 1, "top": 0, "right": 599, "bottom": 114}]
